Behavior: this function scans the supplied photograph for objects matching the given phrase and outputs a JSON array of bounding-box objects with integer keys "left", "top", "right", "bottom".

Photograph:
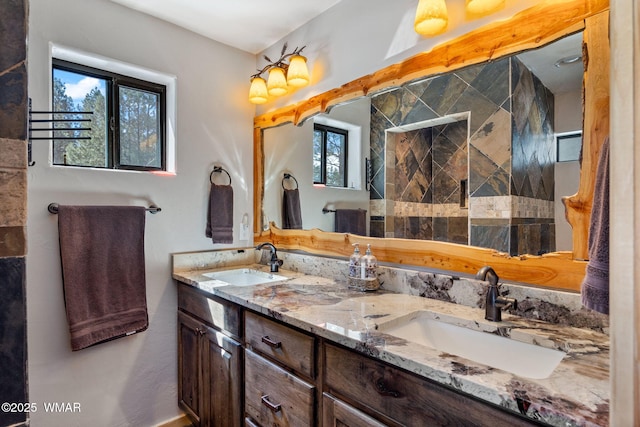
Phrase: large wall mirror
[{"left": 254, "top": 0, "right": 610, "bottom": 290}]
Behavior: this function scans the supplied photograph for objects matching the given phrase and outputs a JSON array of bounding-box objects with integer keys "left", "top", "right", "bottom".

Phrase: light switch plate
[{"left": 240, "top": 223, "right": 250, "bottom": 241}]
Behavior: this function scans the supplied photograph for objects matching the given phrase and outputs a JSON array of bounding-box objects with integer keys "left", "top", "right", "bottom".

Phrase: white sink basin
[
  {"left": 378, "top": 311, "right": 565, "bottom": 379},
  {"left": 202, "top": 268, "right": 287, "bottom": 286}
]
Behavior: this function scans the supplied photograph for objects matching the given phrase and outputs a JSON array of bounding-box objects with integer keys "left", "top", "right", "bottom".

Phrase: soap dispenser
[
  {"left": 349, "top": 243, "right": 361, "bottom": 278},
  {"left": 361, "top": 244, "right": 378, "bottom": 279}
]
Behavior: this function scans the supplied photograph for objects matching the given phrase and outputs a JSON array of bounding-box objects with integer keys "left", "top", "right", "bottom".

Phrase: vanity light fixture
[
  {"left": 249, "top": 43, "right": 310, "bottom": 104},
  {"left": 466, "top": 0, "right": 505, "bottom": 16},
  {"left": 414, "top": 0, "right": 449, "bottom": 36}
]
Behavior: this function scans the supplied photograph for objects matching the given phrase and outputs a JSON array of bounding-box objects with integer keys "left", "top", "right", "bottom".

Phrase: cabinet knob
[
  {"left": 261, "top": 335, "right": 282, "bottom": 349},
  {"left": 261, "top": 395, "right": 282, "bottom": 413}
]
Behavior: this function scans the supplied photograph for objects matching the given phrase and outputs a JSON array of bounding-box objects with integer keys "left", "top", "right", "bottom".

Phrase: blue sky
[{"left": 54, "top": 69, "right": 106, "bottom": 108}]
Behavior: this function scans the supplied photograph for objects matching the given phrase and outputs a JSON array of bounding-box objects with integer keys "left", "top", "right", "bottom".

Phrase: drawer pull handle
[
  {"left": 261, "top": 335, "right": 282, "bottom": 349},
  {"left": 375, "top": 378, "right": 401, "bottom": 398},
  {"left": 261, "top": 395, "right": 282, "bottom": 413}
]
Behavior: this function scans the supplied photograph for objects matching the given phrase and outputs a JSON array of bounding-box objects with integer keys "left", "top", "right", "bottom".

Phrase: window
[
  {"left": 556, "top": 131, "right": 582, "bottom": 162},
  {"left": 313, "top": 123, "right": 348, "bottom": 187},
  {"left": 52, "top": 59, "right": 166, "bottom": 171}
]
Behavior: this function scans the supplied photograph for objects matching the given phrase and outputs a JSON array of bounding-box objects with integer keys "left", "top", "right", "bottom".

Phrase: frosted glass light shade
[
  {"left": 267, "top": 67, "right": 288, "bottom": 96},
  {"left": 414, "top": 0, "right": 448, "bottom": 36},
  {"left": 466, "top": 0, "right": 505, "bottom": 16},
  {"left": 249, "top": 77, "right": 268, "bottom": 104},
  {"left": 286, "top": 55, "right": 310, "bottom": 88}
]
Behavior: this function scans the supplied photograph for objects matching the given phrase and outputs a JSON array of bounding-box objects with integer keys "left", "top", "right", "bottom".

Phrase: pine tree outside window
[
  {"left": 313, "top": 123, "right": 348, "bottom": 187},
  {"left": 52, "top": 59, "right": 166, "bottom": 171}
]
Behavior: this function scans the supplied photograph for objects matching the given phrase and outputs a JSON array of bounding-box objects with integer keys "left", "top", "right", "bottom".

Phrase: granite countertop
[{"left": 173, "top": 260, "right": 609, "bottom": 427}]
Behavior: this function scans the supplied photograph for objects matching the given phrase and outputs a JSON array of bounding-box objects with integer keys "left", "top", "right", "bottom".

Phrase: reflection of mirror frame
[{"left": 254, "top": 0, "right": 609, "bottom": 290}]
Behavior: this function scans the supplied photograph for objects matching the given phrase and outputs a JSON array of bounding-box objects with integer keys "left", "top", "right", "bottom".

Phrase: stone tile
[
  {"left": 370, "top": 167, "right": 384, "bottom": 200},
  {"left": 0, "top": 169, "right": 26, "bottom": 226},
  {"left": 470, "top": 108, "right": 511, "bottom": 169},
  {"left": 448, "top": 216, "right": 469, "bottom": 244},
  {"left": 0, "top": 226, "right": 26, "bottom": 257},
  {"left": 402, "top": 100, "right": 438, "bottom": 125},
  {"left": 0, "top": 0, "right": 27, "bottom": 71},
  {"left": 0, "top": 257, "right": 27, "bottom": 426},
  {"left": 419, "top": 216, "right": 433, "bottom": 240},
  {"left": 511, "top": 61, "right": 536, "bottom": 135},
  {"left": 371, "top": 90, "right": 402, "bottom": 125},
  {"left": 475, "top": 166, "right": 510, "bottom": 198},
  {"left": 432, "top": 167, "right": 458, "bottom": 204},
  {"left": 468, "top": 58, "right": 510, "bottom": 108},
  {"left": 471, "top": 224, "right": 510, "bottom": 253},
  {"left": 0, "top": 138, "right": 27, "bottom": 168},
  {"left": 433, "top": 217, "right": 448, "bottom": 241},
  {"left": 420, "top": 74, "right": 468, "bottom": 116},
  {"left": 0, "top": 64, "right": 28, "bottom": 140},
  {"left": 409, "top": 128, "right": 432, "bottom": 166},
  {"left": 469, "top": 145, "right": 497, "bottom": 193},
  {"left": 450, "top": 85, "right": 500, "bottom": 135}
]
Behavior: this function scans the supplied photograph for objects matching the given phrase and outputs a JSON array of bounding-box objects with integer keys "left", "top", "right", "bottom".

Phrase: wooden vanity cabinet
[
  {"left": 243, "top": 311, "right": 317, "bottom": 426},
  {"left": 177, "top": 283, "right": 544, "bottom": 427},
  {"left": 178, "top": 284, "right": 243, "bottom": 427},
  {"left": 323, "top": 343, "right": 541, "bottom": 427}
]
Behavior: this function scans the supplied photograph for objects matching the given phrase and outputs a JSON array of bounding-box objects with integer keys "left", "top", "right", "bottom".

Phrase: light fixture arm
[{"left": 250, "top": 43, "right": 307, "bottom": 79}]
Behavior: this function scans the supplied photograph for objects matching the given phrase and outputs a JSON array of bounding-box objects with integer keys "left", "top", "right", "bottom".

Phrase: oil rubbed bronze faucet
[
  {"left": 255, "top": 242, "right": 283, "bottom": 273},
  {"left": 476, "top": 266, "right": 517, "bottom": 322}
]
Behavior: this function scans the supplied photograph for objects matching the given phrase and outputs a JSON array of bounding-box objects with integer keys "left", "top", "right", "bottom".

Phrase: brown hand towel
[
  {"left": 57, "top": 205, "right": 148, "bottom": 351},
  {"left": 282, "top": 188, "right": 302, "bottom": 229},
  {"left": 581, "top": 136, "right": 609, "bottom": 314},
  {"left": 206, "top": 183, "right": 234, "bottom": 244},
  {"left": 335, "top": 209, "right": 367, "bottom": 236}
]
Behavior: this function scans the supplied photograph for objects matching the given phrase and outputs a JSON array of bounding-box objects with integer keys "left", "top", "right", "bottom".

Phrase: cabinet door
[
  {"left": 202, "top": 324, "right": 243, "bottom": 427},
  {"left": 322, "top": 393, "right": 388, "bottom": 427},
  {"left": 178, "top": 311, "right": 203, "bottom": 425}
]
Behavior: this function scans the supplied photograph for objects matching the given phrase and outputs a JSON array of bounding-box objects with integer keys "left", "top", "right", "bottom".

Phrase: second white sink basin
[
  {"left": 202, "top": 268, "right": 287, "bottom": 286},
  {"left": 378, "top": 311, "right": 565, "bottom": 379}
]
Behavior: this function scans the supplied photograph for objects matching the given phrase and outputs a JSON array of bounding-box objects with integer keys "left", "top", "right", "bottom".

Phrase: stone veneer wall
[
  {"left": 370, "top": 56, "right": 555, "bottom": 255},
  {"left": 0, "top": 1, "right": 29, "bottom": 426}
]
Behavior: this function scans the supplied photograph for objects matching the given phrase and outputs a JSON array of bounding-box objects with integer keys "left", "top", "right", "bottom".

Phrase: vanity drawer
[
  {"left": 245, "top": 310, "right": 315, "bottom": 378},
  {"left": 177, "top": 282, "right": 241, "bottom": 339},
  {"left": 324, "top": 343, "right": 538, "bottom": 427},
  {"left": 245, "top": 349, "right": 315, "bottom": 427}
]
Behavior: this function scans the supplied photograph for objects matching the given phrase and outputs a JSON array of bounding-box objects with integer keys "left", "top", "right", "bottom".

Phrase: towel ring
[
  {"left": 282, "top": 173, "right": 299, "bottom": 190},
  {"left": 210, "top": 166, "right": 231, "bottom": 185}
]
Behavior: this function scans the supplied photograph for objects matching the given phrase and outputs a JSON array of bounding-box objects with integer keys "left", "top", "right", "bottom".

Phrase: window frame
[
  {"left": 52, "top": 58, "right": 167, "bottom": 171},
  {"left": 313, "top": 123, "right": 349, "bottom": 187},
  {"left": 555, "top": 131, "right": 582, "bottom": 163}
]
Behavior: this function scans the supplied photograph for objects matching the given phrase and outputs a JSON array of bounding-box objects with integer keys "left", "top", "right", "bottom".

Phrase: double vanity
[{"left": 173, "top": 248, "right": 609, "bottom": 426}]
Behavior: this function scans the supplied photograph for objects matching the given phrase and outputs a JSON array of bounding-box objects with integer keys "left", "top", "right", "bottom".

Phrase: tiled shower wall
[
  {"left": 369, "top": 56, "right": 555, "bottom": 255},
  {"left": 0, "top": 0, "right": 29, "bottom": 426},
  {"left": 509, "top": 57, "right": 556, "bottom": 255},
  {"left": 389, "top": 122, "right": 469, "bottom": 244}
]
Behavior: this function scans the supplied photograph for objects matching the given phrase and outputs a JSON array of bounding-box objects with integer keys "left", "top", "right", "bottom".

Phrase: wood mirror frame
[{"left": 254, "top": 0, "right": 609, "bottom": 290}]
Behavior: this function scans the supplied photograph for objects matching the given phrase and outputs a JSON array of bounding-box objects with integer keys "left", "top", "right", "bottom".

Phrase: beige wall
[{"left": 26, "top": 0, "right": 255, "bottom": 425}]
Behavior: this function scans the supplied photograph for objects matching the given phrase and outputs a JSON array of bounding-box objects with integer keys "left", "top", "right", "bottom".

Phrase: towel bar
[{"left": 47, "top": 203, "right": 161, "bottom": 214}]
